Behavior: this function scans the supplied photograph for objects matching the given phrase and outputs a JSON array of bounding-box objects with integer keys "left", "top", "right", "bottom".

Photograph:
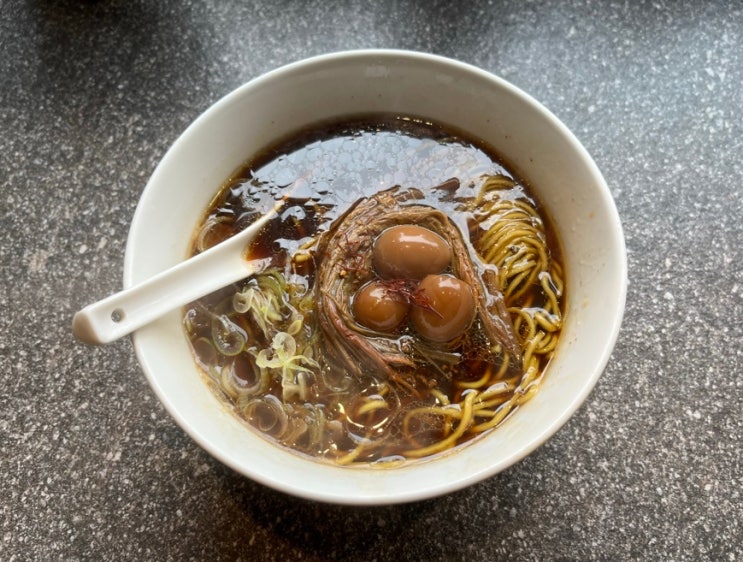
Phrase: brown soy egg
[
  {"left": 372, "top": 225, "right": 451, "bottom": 280},
  {"left": 411, "top": 274, "right": 476, "bottom": 343},
  {"left": 352, "top": 281, "right": 411, "bottom": 333}
]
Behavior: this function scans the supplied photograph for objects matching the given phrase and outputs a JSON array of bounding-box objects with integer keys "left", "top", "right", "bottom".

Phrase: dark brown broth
[
  {"left": 184, "top": 114, "right": 560, "bottom": 465},
  {"left": 199, "top": 115, "right": 515, "bottom": 247}
]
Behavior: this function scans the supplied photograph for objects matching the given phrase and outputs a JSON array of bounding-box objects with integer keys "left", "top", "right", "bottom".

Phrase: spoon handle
[{"left": 72, "top": 207, "right": 277, "bottom": 345}]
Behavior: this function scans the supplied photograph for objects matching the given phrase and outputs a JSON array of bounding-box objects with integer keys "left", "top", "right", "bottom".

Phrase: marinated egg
[
  {"left": 372, "top": 225, "right": 451, "bottom": 280},
  {"left": 352, "top": 281, "right": 411, "bottom": 333},
  {"left": 411, "top": 274, "right": 476, "bottom": 342}
]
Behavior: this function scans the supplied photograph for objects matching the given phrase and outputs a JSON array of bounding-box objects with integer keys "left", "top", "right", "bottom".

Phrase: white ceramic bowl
[{"left": 126, "top": 50, "right": 627, "bottom": 505}]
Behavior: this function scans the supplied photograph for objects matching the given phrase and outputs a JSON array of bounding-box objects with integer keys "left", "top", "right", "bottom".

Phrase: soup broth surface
[{"left": 184, "top": 115, "right": 564, "bottom": 465}]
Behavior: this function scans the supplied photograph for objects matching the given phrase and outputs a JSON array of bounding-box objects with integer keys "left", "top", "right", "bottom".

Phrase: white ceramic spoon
[{"left": 72, "top": 197, "right": 289, "bottom": 345}]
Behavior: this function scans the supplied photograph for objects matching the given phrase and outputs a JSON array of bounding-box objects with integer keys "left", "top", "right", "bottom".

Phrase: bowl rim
[{"left": 124, "top": 48, "right": 628, "bottom": 505}]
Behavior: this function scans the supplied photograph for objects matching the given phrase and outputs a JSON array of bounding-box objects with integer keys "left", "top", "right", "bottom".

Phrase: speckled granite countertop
[{"left": 2, "top": 1, "right": 741, "bottom": 560}]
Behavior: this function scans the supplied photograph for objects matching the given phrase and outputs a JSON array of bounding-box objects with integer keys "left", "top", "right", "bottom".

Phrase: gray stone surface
[{"left": 1, "top": 0, "right": 741, "bottom": 560}]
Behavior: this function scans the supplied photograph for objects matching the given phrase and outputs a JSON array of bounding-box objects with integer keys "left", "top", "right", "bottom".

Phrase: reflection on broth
[{"left": 183, "top": 115, "right": 564, "bottom": 465}]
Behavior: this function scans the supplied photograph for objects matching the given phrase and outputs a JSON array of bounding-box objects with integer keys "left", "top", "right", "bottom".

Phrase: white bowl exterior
[{"left": 125, "top": 50, "right": 627, "bottom": 504}]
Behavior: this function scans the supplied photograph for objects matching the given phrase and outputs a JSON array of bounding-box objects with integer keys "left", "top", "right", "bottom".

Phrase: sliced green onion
[{"left": 212, "top": 314, "right": 247, "bottom": 356}]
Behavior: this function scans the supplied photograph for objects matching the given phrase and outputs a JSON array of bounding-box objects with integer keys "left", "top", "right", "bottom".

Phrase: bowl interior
[{"left": 125, "top": 50, "right": 626, "bottom": 504}]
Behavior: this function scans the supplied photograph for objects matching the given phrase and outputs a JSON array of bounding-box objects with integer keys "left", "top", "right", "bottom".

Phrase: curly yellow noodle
[
  {"left": 356, "top": 398, "right": 390, "bottom": 416},
  {"left": 534, "top": 332, "right": 558, "bottom": 355},
  {"left": 472, "top": 396, "right": 511, "bottom": 412},
  {"left": 473, "top": 409, "right": 497, "bottom": 418},
  {"left": 470, "top": 399, "right": 516, "bottom": 433},
  {"left": 505, "top": 258, "right": 540, "bottom": 276},
  {"left": 404, "top": 392, "right": 478, "bottom": 458},
  {"left": 455, "top": 365, "right": 493, "bottom": 390},
  {"left": 473, "top": 380, "right": 517, "bottom": 406},
  {"left": 515, "top": 383, "right": 541, "bottom": 405},
  {"left": 335, "top": 442, "right": 368, "bottom": 465},
  {"left": 477, "top": 381, "right": 516, "bottom": 400},
  {"left": 450, "top": 175, "right": 564, "bottom": 441},
  {"left": 429, "top": 388, "right": 450, "bottom": 405}
]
